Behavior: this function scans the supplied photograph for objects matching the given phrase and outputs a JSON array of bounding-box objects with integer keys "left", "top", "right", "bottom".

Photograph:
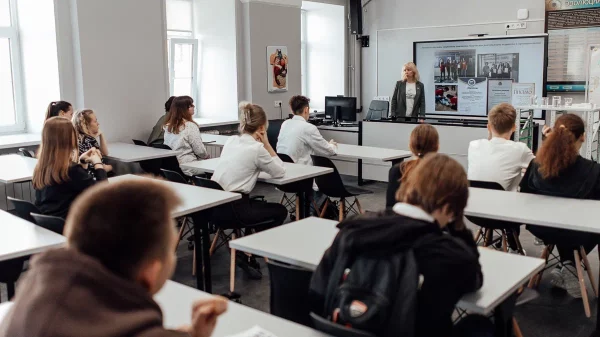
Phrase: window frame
[
  {"left": 169, "top": 38, "right": 199, "bottom": 105},
  {"left": 300, "top": 9, "right": 308, "bottom": 96},
  {"left": 0, "top": 0, "right": 26, "bottom": 134}
]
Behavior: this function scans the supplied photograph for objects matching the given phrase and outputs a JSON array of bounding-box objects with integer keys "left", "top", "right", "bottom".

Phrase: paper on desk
[{"left": 225, "top": 325, "right": 278, "bottom": 337}]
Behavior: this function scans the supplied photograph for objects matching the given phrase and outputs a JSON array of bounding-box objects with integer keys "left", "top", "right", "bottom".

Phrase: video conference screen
[{"left": 414, "top": 35, "right": 547, "bottom": 119}]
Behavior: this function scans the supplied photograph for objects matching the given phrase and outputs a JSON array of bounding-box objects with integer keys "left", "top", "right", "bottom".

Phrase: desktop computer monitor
[{"left": 325, "top": 96, "right": 357, "bottom": 122}]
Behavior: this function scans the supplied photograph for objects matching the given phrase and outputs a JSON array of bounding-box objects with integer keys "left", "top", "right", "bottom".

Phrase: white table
[
  {"left": 0, "top": 133, "right": 41, "bottom": 150},
  {"left": 105, "top": 142, "right": 179, "bottom": 162},
  {"left": 0, "top": 210, "right": 66, "bottom": 262},
  {"left": 0, "top": 302, "right": 12, "bottom": 324},
  {"left": 200, "top": 133, "right": 230, "bottom": 147},
  {"left": 194, "top": 117, "right": 239, "bottom": 128},
  {"left": 155, "top": 281, "right": 328, "bottom": 337},
  {"left": 109, "top": 175, "right": 241, "bottom": 292},
  {"left": 334, "top": 144, "right": 412, "bottom": 163},
  {"left": 181, "top": 158, "right": 333, "bottom": 185},
  {"left": 0, "top": 155, "right": 37, "bottom": 184},
  {"left": 230, "top": 217, "right": 545, "bottom": 316}
]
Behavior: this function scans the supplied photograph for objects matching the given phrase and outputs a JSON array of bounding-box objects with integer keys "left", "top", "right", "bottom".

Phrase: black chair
[
  {"left": 7, "top": 197, "right": 40, "bottom": 224},
  {"left": 151, "top": 144, "right": 187, "bottom": 178},
  {"left": 267, "top": 119, "right": 285, "bottom": 150},
  {"left": 161, "top": 169, "right": 189, "bottom": 185},
  {"left": 30, "top": 213, "right": 65, "bottom": 235},
  {"left": 267, "top": 260, "right": 314, "bottom": 326},
  {"left": 276, "top": 153, "right": 313, "bottom": 221},
  {"left": 468, "top": 180, "right": 524, "bottom": 254},
  {"left": 310, "top": 312, "right": 377, "bottom": 337},
  {"left": 311, "top": 155, "right": 372, "bottom": 221},
  {"left": 130, "top": 140, "right": 162, "bottom": 175},
  {"left": 365, "top": 99, "right": 389, "bottom": 121},
  {"left": 161, "top": 168, "right": 196, "bottom": 255},
  {"left": 132, "top": 139, "right": 148, "bottom": 146},
  {"left": 17, "top": 148, "right": 34, "bottom": 158}
]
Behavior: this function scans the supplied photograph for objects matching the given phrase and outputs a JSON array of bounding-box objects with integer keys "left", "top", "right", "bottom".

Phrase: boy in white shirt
[{"left": 468, "top": 103, "right": 535, "bottom": 252}]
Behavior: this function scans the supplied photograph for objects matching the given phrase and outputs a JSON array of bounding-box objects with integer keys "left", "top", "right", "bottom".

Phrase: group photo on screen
[
  {"left": 477, "top": 53, "right": 519, "bottom": 81},
  {"left": 433, "top": 49, "right": 475, "bottom": 84},
  {"left": 435, "top": 85, "right": 457, "bottom": 112}
]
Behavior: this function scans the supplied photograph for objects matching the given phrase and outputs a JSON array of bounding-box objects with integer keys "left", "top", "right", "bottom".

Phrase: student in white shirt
[
  {"left": 467, "top": 103, "right": 535, "bottom": 252},
  {"left": 277, "top": 95, "right": 337, "bottom": 165},
  {"left": 163, "top": 96, "right": 209, "bottom": 176}
]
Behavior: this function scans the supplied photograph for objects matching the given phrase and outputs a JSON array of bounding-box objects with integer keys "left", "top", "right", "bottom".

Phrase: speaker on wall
[{"left": 349, "top": 0, "right": 362, "bottom": 35}]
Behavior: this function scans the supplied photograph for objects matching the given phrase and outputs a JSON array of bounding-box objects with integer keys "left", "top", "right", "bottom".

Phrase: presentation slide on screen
[{"left": 415, "top": 36, "right": 546, "bottom": 118}]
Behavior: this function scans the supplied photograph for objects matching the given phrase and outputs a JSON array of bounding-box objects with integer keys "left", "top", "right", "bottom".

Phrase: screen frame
[
  {"left": 413, "top": 34, "right": 548, "bottom": 120},
  {"left": 325, "top": 96, "right": 358, "bottom": 121}
]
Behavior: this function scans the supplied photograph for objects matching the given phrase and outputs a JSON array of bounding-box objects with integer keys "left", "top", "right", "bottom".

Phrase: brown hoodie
[{"left": 0, "top": 248, "right": 188, "bottom": 337}]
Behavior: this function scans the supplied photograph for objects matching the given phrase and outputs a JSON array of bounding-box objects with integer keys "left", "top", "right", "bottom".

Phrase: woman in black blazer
[{"left": 391, "top": 62, "right": 425, "bottom": 118}]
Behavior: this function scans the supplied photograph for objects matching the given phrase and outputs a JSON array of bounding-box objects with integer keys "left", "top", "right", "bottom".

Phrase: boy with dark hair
[{"left": 0, "top": 178, "right": 227, "bottom": 337}]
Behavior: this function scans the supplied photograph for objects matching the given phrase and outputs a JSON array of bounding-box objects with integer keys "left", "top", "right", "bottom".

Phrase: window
[
  {"left": 301, "top": 9, "right": 307, "bottom": 96},
  {"left": 165, "top": 0, "right": 198, "bottom": 106},
  {"left": 0, "top": 0, "right": 25, "bottom": 133}
]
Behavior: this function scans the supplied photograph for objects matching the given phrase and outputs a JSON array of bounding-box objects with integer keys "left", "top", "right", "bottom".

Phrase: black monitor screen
[{"left": 325, "top": 96, "right": 357, "bottom": 121}]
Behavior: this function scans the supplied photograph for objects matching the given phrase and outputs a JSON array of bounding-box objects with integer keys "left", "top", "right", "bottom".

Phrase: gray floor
[{"left": 2, "top": 176, "right": 598, "bottom": 336}]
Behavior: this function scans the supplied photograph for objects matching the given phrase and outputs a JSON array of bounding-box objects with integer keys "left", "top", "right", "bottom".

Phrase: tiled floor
[{"left": 2, "top": 176, "right": 598, "bottom": 336}]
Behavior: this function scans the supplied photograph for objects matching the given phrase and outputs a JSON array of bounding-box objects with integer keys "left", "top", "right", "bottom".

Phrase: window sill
[
  {"left": 0, "top": 133, "right": 41, "bottom": 150},
  {"left": 193, "top": 117, "right": 239, "bottom": 128}
]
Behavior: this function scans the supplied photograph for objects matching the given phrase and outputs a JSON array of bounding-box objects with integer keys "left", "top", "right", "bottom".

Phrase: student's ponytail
[
  {"left": 45, "top": 101, "right": 72, "bottom": 121},
  {"left": 536, "top": 114, "right": 585, "bottom": 179}
]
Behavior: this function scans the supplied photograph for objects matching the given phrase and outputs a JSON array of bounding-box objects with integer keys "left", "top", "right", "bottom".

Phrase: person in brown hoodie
[{"left": 0, "top": 178, "right": 227, "bottom": 337}]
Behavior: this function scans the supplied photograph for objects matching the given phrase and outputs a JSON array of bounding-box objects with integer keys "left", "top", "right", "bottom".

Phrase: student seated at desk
[
  {"left": 33, "top": 117, "right": 108, "bottom": 219},
  {"left": 148, "top": 96, "right": 175, "bottom": 146},
  {"left": 163, "top": 96, "right": 209, "bottom": 176},
  {"left": 0, "top": 179, "right": 227, "bottom": 337},
  {"left": 385, "top": 124, "right": 439, "bottom": 208},
  {"left": 468, "top": 103, "right": 535, "bottom": 252},
  {"left": 212, "top": 102, "right": 288, "bottom": 277},
  {"left": 72, "top": 109, "right": 113, "bottom": 173},
  {"left": 311, "top": 154, "right": 488, "bottom": 337},
  {"left": 276, "top": 95, "right": 337, "bottom": 165},
  {"left": 520, "top": 114, "right": 600, "bottom": 298},
  {"left": 45, "top": 100, "right": 73, "bottom": 120}
]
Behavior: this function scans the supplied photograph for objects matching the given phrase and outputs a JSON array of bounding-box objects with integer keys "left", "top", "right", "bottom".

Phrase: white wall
[
  {"left": 17, "top": 0, "right": 60, "bottom": 134},
  {"left": 193, "top": 0, "right": 239, "bottom": 120},
  {"left": 61, "top": 0, "right": 170, "bottom": 142},
  {"left": 303, "top": 1, "right": 345, "bottom": 110}
]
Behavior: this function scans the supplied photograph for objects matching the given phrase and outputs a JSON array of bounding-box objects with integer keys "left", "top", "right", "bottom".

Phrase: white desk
[
  {"left": 109, "top": 175, "right": 241, "bottom": 292},
  {"left": 0, "top": 155, "right": 37, "bottom": 183},
  {"left": 334, "top": 144, "right": 411, "bottom": 163},
  {"left": 230, "top": 217, "right": 545, "bottom": 316},
  {"left": 194, "top": 117, "right": 239, "bottom": 128},
  {"left": 200, "top": 133, "right": 230, "bottom": 147},
  {"left": 0, "top": 210, "right": 66, "bottom": 262},
  {"left": 105, "top": 142, "right": 179, "bottom": 163},
  {"left": 465, "top": 188, "right": 600, "bottom": 234},
  {"left": 0, "top": 133, "right": 41, "bottom": 150},
  {"left": 155, "top": 281, "right": 328, "bottom": 337},
  {"left": 180, "top": 158, "right": 333, "bottom": 185}
]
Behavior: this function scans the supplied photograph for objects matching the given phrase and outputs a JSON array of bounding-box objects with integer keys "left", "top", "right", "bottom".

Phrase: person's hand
[
  {"left": 542, "top": 125, "right": 552, "bottom": 137},
  {"left": 79, "top": 148, "right": 102, "bottom": 165},
  {"left": 103, "top": 164, "right": 113, "bottom": 172},
  {"left": 186, "top": 297, "right": 228, "bottom": 337},
  {"left": 95, "top": 129, "right": 103, "bottom": 138},
  {"left": 256, "top": 130, "right": 269, "bottom": 146},
  {"left": 329, "top": 139, "right": 338, "bottom": 147}
]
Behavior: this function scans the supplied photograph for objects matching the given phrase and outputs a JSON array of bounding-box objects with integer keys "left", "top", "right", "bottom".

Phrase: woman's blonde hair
[
  {"left": 402, "top": 62, "right": 420, "bottom": 82},
  {"left": 238, "top": 102, "right": 268, "bottom": 134},
  {"left": 72, "top": 109, "right": 95, "bottom": 136},
  {"left": 33, "top": 117, "right": 78, "bottom": 189}
]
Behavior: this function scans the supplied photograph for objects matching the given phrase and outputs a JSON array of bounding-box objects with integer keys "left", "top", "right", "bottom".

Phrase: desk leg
[
  {"left": 191, "top": 210, "right": 212, "bottom": 293},
  {"left": 493, "top": 293, "right": 517, "bottom": 337},
  {"left": 358, "top": 159, "right": 364, "bottom": 186}
]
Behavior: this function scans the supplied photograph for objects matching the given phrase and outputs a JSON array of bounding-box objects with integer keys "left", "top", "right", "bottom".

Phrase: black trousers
[
  {"left": 527, "top": 225, "right": 599, "bottom": 263},
  {"left": 229, "top": 197, "right": 288, "bottom": 231}
]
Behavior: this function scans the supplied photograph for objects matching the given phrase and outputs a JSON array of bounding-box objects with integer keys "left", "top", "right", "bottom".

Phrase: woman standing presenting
[{"left": 391, "top": 62, "right": 426, "bottom": 118}]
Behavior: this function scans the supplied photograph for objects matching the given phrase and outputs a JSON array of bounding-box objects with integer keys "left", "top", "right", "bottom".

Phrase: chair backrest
[
  {"left": 151, "top": 144, "right": 187, "bottom": 178},
  {"left": 7, "top": 197, "right": 40, "bottom": 223},
  {"left": 132, "top": 139, "right": 148, "bottom": 146},
  {"left": 18, "top": 148, "right": 34, "bottom": 158},
  {"left": 311, "top": 155, "right": 349, "bottom": 198},
  {"left": 311, "top": 313, "right": 377, "bottom": 337},
  {"left": 267, "top": 260, "right": 314, "bottom": 327},
  {"left": 30, "top": 213, "right": 65, "bottom": 235},
  {"left": 365, "top": 100, "right": 390, "bottom": 121},
  {"left": 161, "top": 169, "right": 189, "bottom": 184},
  {"left": 192, "top": 176, "right": 224, "bottom": 191},
  {"left": 277, "top": 153, "right": 294, "bottom": 163},
  {"left": 267, "top": 119, "right": 285, "bottom": 150},
  {"left": 469, "top": 180, "right": 505, "bottom": 191}
]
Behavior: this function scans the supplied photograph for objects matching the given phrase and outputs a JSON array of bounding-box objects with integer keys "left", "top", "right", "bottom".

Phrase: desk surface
[
  {"left": 0, "top": 210, "right": 66, "bottom": 262},
  {"left": 465, "top": 187, "right": 600, "bottom": 234},
  {"left": 105, "top": 142, "right": 179, "bottom": 162},
  {"left": 109, "top": 175, "right": 241, "bottom": 218},
  {"left": 230, "top": 217, "right": 545, "bottom": 315},
  {"left": 194, "top": 117, "right": 239, "bottom": 128},
  {"left": 0, "top": 133, "right": 41, "bottom": 150},
  {"left": 334, "top": 144, "right": 412, "bottom": 162},
  {"left": 200, "top": 133, "right": 230, "bottom": 147},
  {"left": 180, "top": 158, "right": 333, "bottom": 185},
  {"left": 0, "top": 154, "right": 37, "bottom": 183},
  {"left": 155, "top": 281, "right": 329, "bottom": 337},
  {"left": 317, "top": 125, "right": 360, "bottom": 133}
]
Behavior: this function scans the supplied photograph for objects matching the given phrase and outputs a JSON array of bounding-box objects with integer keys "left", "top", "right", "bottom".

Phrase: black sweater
[
  {"left": 386, "top": 163, "right": 403, "bottom": 208},
  {"left": 35, "top": 165, "right": 107, "bottom": 219}
]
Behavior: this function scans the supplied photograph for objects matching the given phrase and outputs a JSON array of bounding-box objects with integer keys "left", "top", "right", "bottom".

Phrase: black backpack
[{"left": 310, "top": 212, "right": 436, "bottom": 337}]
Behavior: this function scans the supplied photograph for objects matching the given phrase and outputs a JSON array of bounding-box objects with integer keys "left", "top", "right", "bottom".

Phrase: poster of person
[
  {"left": 477, "top": 53, "right": 519, "bottom": 81},
  {"left": 435, "top": 85, "right": 458, "bottom": 112},
  {"left": 457, "top": 77, "right": 488, "bottom": 116},
  {"left": 433, "top": 50, "right": 476, "bottom": 84},
  {"left": 488, "top": 79, "right": 513, "bottom": 111},
  {"left": 267, "top": 46, "right": 288, "bottom": 92}
]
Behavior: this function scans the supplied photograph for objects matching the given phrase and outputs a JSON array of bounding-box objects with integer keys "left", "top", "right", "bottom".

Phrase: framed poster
[
  {"left": 487, "top": 79, "right": 513, "bottom": 111},
  {"left": 267, "top": 46, "right": 288, "bottom": 92},
  {"left": 511, "top": 83, "right": 535, "bottom": 107},
  {"left": 457, "top": 77, "right": 488, "bottom": 116}
]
